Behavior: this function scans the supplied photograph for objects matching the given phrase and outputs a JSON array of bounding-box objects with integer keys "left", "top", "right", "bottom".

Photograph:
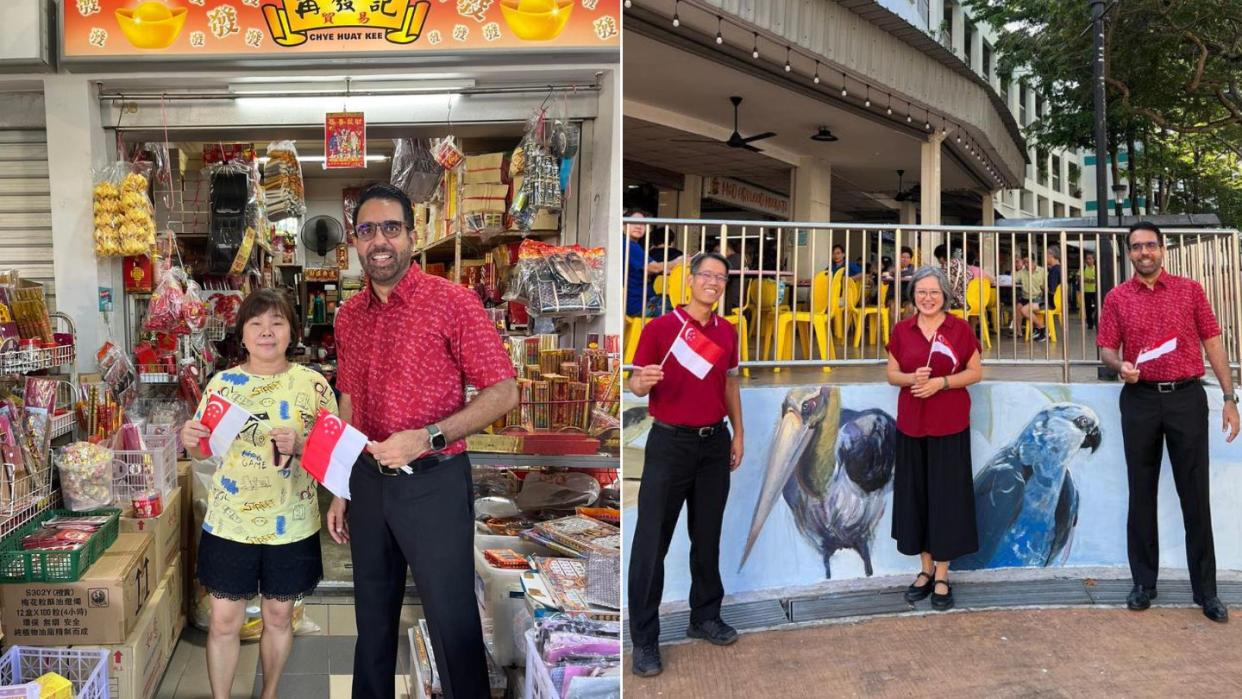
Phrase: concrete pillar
[
  {"left": 656, "top": 188, "right": 678, "bottom": 218},
  {"left": 981, "top": 190, "right": 998, "bottom": 274},
  {"left": 791, "top": 157, "right": 832, "bottom": 279},
  {"left": 44, "top": 76, "right": 117, "bottom": 371},
  {"left": 920, "top": 133, "right": 946, "bottom": 225},
  {"left": 951, "top": 4, "right": 966, "bottom": 58},
  {"left": 899, "top": 201, "right": 918, "bottom": 225},
  {"left": 981, "top": 190, "right": 996, "bottom": 225},
  {"left": 678, "top": 174, "right": 703, "bottom": 220},
  {"left": 971, "top": 28, "right": 984, "bottom": 75}
]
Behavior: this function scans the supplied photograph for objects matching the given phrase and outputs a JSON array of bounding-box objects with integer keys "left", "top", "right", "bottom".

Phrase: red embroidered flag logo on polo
[{"left": 669, "top": 323, "right": 725, "bottom": 379}]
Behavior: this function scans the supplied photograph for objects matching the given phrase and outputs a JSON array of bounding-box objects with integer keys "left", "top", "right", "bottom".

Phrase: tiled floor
[{"left": 155, "top": 603, "right": 423, "bottom": 699}]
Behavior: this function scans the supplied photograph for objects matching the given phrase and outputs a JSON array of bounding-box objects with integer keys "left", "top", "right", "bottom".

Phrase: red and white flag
[
  {"left": 926, "top": 333, "right": 959, "bottom": 370},
  {"left": 662, "top": 316, "right": 725, "bottom": 380},
  {"left": 198, "top": 394, "right": 254, "bottom": 457},
  {"left": 1136, "top": 333, "right": 1178, "bottom": 366},
  {"left": 300, "top": 408, "right": 368, "bottom": 500}
]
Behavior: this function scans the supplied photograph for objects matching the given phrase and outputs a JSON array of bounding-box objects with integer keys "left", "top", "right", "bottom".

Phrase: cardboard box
[
  {"left": 159, "top": 559, "right": 184, "bottom": 662},
  {"left": 0, "top": 533, "right": 155, "bottom": 646},
  {"left": 120, "top": 487, "right": 182, "bottom": 583},
  {"left": 83, "top": 577, "right": 174, "bottom": 699}
]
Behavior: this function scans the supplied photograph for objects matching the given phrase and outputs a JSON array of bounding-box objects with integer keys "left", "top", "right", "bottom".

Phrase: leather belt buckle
[{"left": 1157, "top": 381, "right": 1177, "bottom": 393}]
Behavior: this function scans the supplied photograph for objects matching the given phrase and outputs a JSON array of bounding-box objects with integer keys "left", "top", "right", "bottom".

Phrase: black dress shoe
[
  {"left": 1127, "top": 584, "right": 1156, "bottom": 611},
  {"left": 904, "top": 571, "right": 934, "bottom": 603},
  {"left": 686, "top": 618, "right": 738, "bottom": 646},
  {"left": 931, "top": 579, "right": 954, "bottom": 611},
  {"left": 631, "top": 643, "right": 663, "bottom": 677},
  {"left": 1201, "top": 596, "right": 1229, "bottom": 623}
]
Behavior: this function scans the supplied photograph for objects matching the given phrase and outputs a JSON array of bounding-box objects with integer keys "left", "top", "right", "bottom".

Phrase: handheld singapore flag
[
  {"left": 300, "top": 408, "right": 368, "bottom": 500},
  {"left": 198, "top": 394, "right": 256, "bottom": 457},
  {"left": 926, "top": 333, "right": 960, "bottom": 370},
  {"left": 661, "top": 313, "right": 725, "bottom": 380},
  {"left": 1136, "top": 333, "right": 1178, "bottom": 366}
]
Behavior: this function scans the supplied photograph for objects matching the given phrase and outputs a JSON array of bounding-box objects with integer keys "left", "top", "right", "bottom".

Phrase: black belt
[
  {"left": 1136, "top": 378, "right": 1200, "bottom": 393},
  {"left": 363, "top": 450, "right": 459, "bottom": 477},
  {"left": 653, "top": 420, "right": 728, "bottom": 438}
]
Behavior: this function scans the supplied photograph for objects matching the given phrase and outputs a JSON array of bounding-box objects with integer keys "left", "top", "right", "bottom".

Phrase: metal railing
[{"left": 622, "top": 217, "right": 1242, "bottom": 382}]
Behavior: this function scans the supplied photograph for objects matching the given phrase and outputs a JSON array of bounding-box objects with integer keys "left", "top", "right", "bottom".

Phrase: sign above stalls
[
  {"left": 61, "top": 0, "right": 620, "bottom": 62},
  {"left": 703, "top": 176, "right": 791, "bottom": 218}
]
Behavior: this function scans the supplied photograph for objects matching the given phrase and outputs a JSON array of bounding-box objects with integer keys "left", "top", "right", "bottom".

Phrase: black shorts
[{"left": 196, "top": 530, "right": 323, "bottom": 601}]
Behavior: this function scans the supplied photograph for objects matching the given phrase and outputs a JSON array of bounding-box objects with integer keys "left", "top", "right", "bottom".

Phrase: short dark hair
[
  {"left": 354, "top": 182, "right": 414, "bottom": 231},
  {"left": 832, "top": 244, "right": 845, "bottom": 253},
  {"left": 690, "top": 251, "right": 730, "bottom": 274},
  {"left": 235, "top": 289, "right": 299, "bottom": 349},
  {"left": 900, "top": 246, "right": 914, "bottom": 257},
  {"left": 933, "top": 244, "right": 947, "bottom": 260},
  {"left": 1128, "top": 221, "right": 1164, "bottom": 246},
  {"left": 624, "top": 207, "right": 649, "bottom": 217}
]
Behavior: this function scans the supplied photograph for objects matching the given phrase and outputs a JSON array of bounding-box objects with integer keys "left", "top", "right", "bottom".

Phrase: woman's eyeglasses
[{"left": 355, "top": 220, "right": 407, "bottom": 241}]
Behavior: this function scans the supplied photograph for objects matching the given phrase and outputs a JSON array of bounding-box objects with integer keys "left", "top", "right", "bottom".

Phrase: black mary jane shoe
[
  {"left": 931, "top": 579, "right": 954, "bottom": 611},
  {"left": 904, "top": 571, "right": 935, "bottom": 603}
]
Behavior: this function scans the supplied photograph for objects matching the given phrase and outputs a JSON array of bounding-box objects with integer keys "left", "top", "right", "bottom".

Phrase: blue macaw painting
[{"left": 621, "top": 382, "right": 1242, "bottom": 604}]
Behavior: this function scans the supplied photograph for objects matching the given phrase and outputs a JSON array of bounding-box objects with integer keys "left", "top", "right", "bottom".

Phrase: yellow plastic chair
[
  {"left": 773, "top": 270, "right": 836, "bottom": 373},
  {"left": 829, "top": 269, "right": 861, "bottom": 341},
  {"left": 747, "top": 279, "right": 784, "bottom": 360},
  {"left": 850, "top": 282, "right": 892, "bottom": 347},
  {"left": 1026, "top": 284, "right": 1063, "bottom": 343},
  {"left": 950, "top": 278, "right": 993, "bottom": 349}
]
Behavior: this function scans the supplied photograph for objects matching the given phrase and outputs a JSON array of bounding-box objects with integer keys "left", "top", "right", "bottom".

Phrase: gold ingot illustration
[
  {"left": 115, "top": 2, "right": 188, "bottom": 49},
  {"left": 499, "top": 0, "right": 574, "bottom": 41}
]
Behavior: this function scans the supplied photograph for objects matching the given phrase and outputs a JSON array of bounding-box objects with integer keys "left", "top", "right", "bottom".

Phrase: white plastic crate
[
  {"left": 50, "top": 410, "right": 74, "bottom": 439},
  {"left": 0, "top": 647, "right": 108, "bottom": 699},
  {"left": 112, "top": 430, "right": 178, "bottom": 503},
  {"left": 523, "top": 629, "right": 557, "bottom": 699},
  {"left": 205, "top": 317, "right": 227, "bottom": 342}
]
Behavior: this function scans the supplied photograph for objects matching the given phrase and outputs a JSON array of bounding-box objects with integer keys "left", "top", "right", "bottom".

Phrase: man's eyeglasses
[
  {"left": 694, "top": 272, "right": 728, "bottom": 284},
  {"left": 1130, "top": 241, "right": 1161, "bottom": 253},
  {"left": 355, "top": 220, "right": 408, "bottom": 241}
]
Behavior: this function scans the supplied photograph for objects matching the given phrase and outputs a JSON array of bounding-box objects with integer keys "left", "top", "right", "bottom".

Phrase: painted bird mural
[
  {"left": 953, "top": 403, "right": 1102, "bottom": 571},
  {"left": 741, "top": 386, "right": 897, "bottom": 578}
]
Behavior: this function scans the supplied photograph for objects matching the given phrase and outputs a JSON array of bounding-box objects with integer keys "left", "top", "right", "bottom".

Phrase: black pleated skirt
[{"left": 891, "top": 428, "right": 979, "bottom": 561}]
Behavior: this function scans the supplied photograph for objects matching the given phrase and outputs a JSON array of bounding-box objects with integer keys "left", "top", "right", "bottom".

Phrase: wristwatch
[
  {"left": 1225, "top": 392, "right": 1239, "bottom": 404},
  {"left": 427, "top": 424, "right": 448, "bottom": 451},
  {"left": 942, "top": 376, "right": 950, "bottom": 390}
]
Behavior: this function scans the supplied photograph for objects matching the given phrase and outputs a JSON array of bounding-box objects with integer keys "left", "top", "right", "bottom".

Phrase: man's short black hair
[
  {"left": 1128, "top": 221, "right": 1164, "bottom": 246},
  {"left": 900, "top": 246, "right": 914, "bottom": 257},
  {"left": 690, "top": 251, "right": 730, "bottom": 274},
  {"left": 832, "top": 243, "right": 845, "bottom": 253},
  {"left": 933, "top": 244, "right": 947, "bottom": 260},
  {"left": 354, "top": 182, "right": 414, "bottom": 232}
]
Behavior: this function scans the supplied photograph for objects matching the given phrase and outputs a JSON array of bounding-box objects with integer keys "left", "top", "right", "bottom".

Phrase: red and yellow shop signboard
[{"left": 62, "top": 0, "right": 619, "bottom": 59}]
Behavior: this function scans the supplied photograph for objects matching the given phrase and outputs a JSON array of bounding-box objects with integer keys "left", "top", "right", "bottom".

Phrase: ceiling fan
[
  {"left": 671, "top": 96, "right": 777, "bottom": 152},
  {"left": 893, "top": 169, "right": 920, "bottom": 202}
]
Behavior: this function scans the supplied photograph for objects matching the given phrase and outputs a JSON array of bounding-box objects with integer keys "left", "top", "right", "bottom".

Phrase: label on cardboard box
[
  {"left": 0, "top": 533, "right": 155, "bottom": 646},
  {"left": 120, "top": 487, "right": 182, "bottom": 583}
]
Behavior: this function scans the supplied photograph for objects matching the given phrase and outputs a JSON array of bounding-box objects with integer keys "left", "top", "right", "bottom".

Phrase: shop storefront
[{"left": 0, "top": 1, "right": 622, "bottom": 696}]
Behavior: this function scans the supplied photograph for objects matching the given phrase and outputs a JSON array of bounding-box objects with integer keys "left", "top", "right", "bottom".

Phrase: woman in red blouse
[{"left": 885, "top": 266, "right": 983, "bottom": 610}]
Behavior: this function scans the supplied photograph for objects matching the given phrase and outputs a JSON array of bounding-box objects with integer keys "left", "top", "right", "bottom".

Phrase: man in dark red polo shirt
[
  {"left": 627, "top": 251, "right": 744, "bottom": 678},
  {"left": 326, "top": 183, "right": 518, "bottom": 697},
  {"left": 1098, "top": 221, "right": 1240, "bottom": 623}
]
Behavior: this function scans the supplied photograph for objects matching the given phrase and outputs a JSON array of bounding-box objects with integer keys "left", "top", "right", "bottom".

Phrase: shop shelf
[
  {"left": 0, "top": 507, "right": 120, "bottom": 584},
  {"left": 0, "top": 343, "right": 75, "bottom": 375},
  {"left": 0, "top": 647, "right": 109, "bottom": 699},
  {"left": 137, "top": 365, "right": 177, "bottom": 384},
  {"left": 467, "top": 452, "right": 618, "bottom": 469},
  {"left": 49, "top": 411, "right": 74, "bottom": 439}
]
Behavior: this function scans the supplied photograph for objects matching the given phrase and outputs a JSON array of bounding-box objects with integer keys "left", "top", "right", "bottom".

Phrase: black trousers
[
  {"left": 627, "top": 425, "right": 731, "bottom": 648},
  {"left": 1084, "top": 290, "right": 1097, "bottom": 329},
  {"left": 349, "top": 454, "right": 488, "bottom": 699},
  {"left": 1120, "top": 382, "right": 1217, "bottom": 599}
]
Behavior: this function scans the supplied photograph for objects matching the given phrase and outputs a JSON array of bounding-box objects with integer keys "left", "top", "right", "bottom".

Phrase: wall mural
[{"left": 622, "top": 382, "right": 1242, "bottom": 603}]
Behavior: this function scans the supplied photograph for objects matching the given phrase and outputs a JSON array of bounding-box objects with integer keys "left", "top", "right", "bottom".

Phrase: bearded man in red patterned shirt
[
  {"left": 327, "top": 183, "right": 518, "bottom": 698},
  {"left": 1098, "top": 221, "right": 1239, "bottom": 624}
]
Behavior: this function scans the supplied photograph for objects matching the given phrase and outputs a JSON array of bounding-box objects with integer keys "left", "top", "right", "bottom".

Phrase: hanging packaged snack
[
  {"left": 262, "top": 141, "right": 306, "bottom": 221},
  {"left": 181, "top": 275, "right": 209, "bottom": 332},
  {"left": 145, "top": 269, "right": 186, "bottom": 334},
  {"left": 23, "top": 377, "right": 59, "bottom": 488},
  {"left": 390, "top": 139, "right": 443, "bottom": 203},
  {"left": 432, "top": 135, "right": 466, "bottom": 171},
  {"left": 95, "top": 341, "right": 137, "bottom": 407}
]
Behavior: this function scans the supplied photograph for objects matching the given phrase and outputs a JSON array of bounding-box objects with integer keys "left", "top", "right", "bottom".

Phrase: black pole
[{"left": 1090, "top": 0, "right": 1117, "bottom": 380}]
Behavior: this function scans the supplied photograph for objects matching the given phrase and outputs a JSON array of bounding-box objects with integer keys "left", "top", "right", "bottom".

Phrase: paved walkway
[{"left": 625, "top": 607, "right": 1242, "bottom": 698}]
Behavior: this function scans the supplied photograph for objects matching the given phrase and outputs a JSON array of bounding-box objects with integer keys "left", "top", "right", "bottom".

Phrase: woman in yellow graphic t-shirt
[{"left": 180, "top": 289, "right": 336, "bottom": 699}]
